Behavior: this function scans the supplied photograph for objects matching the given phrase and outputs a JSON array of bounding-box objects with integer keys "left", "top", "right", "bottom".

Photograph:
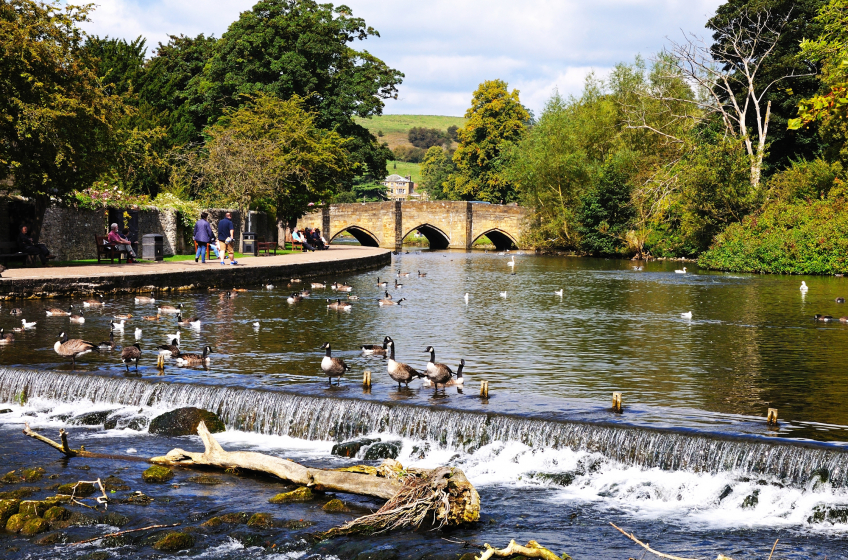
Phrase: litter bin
[
  {"left": 141, "top": 234, "right": 164, "bottom": 261},
  {"left": 242, "top": 232, "right": 257, "bottom": 257}
]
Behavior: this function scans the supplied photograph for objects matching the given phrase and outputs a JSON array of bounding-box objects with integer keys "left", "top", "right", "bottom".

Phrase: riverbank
[{"left": 0, "top": 246, "right": 391, "bottom": 299}]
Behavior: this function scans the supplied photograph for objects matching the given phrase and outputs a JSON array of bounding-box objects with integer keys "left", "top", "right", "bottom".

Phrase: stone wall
[{"left": 39, "top": 207, "right": 105, "bottom": 261}]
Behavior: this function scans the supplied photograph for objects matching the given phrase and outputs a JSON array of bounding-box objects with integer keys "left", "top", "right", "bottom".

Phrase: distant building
[{"left": 381, "top": 174, "right": 428, "bottom": 201}]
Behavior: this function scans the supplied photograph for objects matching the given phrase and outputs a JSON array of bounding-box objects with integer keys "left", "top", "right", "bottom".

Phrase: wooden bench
[
  {"left": 256, "top": 236, "right": 278, "bottom": 255},
  {"left": 0, "top": 242, "right": 34, "bottom": 266},
  {"left": 95, "top": 235, "right": 128, "bottom": 264}
]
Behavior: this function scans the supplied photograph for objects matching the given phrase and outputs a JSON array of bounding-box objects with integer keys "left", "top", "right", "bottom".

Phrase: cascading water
[{"left": 2, "top": 367, "right": 846, "bottom": 492}]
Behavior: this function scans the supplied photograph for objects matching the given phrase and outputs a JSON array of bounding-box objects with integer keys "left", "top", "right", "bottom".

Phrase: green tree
[
  {"left": 187, "top": 0, "right": 402, "bottom": 181},
  {"left": 420, "top": 146, "right": 455, "bottom": 200},
  {"left": 447, "top": 80, "right": 528, "bottom": 202},
  {"left": 576, "top": 157, "right": 636, "bottom": 256},
  {"left": 408, "top": 127, "right": 447, "bottom": 149},
  {"left": 0, "top": 0, "right": 124, "bottom": 238}
]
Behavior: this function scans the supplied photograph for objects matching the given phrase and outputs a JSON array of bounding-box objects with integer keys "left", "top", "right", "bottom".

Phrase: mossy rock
[
  {"left": 246, "top": 512, "right": 275, "bottom": 529},
  {"left": 363, "top": 441, "right": 402, "bottom": 461},
  {"left": 34, "top": 531, "right": 67, "bottom": 545},
  {"left": 188, "top": 475, "right": 224, "bottom": 485},
  {"left": 21, "top": 517, "right": 50, "bottom": 536},
  {"left": 80, "top": 553, "right": 109, "bottom": 560},
  {"left": 99, "top": 512, "right": 130, "bottom": 527},
  {"left": 0, "top": 499, "right": 20, "bottom": 526},
  {"left": 70, "top": 410, "right": 115, "bottom": 426},
  {"left": 119, "top": 491, "right": 153, "bottom": 505},
  {"left": 148, "top": 407, "right": 225, "bottom": 437},
  {"left": 0, "top": 408, "right": 11, "bottom": 414},
  {"left": 229, "top": 531, "right": 269, "bottom": 548},
  {"left": 742, "top": 489, "right": 760, "bottom": 509},
  {"left": 280, "top": 518, "right": 315, "bottom": 530},
  {"left": 21, "top": 467, "right": 45, "bottom": 483},
  {"left": 322, "top": 499, "right": 349, "bottom": 513},
  {"left": 333, "top": 465, "right": 378, "bottom": 476},
  {"left": 102, "top": 475, "right": 129, "bottom": 492},
  {"left": 50, "top": 511, "right": 99, "bottom": 529},
  {"left": 331, "top": 437, "right": 381, "bottom": 458},
  {"left": 43, "top": 506, "right": 69, "bottom": 522},
  {"left": 809, "top": 504, "right": 848, "bottom": 524},
  {"left": 20, "top": 500, "right": 51, "bottom": 517},
  {"left": 269, "top": 487, "right": 314, "bottom": 503},
  {"left": 1, "top": 470, "right": 22, "bottom": 484},
  {"left": 0, "top": 487, "right": 39, "bottom": 500},
  {"left": 5, "top": 512, "right": 33, "bottom": 532},
  {"left": 142, "top": 465, "right": 174, "bottom": 483},
  {"left": 152, "top": 531, "right": 195, "bottom": 552},
  {"left": 57, "top": 482, "right": 96, "bottom": 497},
  {"left": 202, "top": 511, "right": 252, "bottom": 527}
]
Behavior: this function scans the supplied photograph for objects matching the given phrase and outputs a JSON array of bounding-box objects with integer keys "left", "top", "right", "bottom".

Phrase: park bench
[
  {"left": 0, "top": 242, "right": 35, "bottom": 266},
  {"left": 256, "top": 236, "right": 278, "bottom": 255},
  {"left": 95, "top": 235, "right": 128, "bottom": 264}
]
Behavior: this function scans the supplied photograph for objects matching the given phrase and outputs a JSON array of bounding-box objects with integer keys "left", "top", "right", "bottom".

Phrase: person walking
[
  {"left": 217, "top": 212, "right": 237, "bottom": 265},
  {"left": 193, "top": 212, "right": 214, "bottom": 263}
]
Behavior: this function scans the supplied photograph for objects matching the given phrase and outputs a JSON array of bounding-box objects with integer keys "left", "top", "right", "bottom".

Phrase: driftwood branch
[
  {"left": 476, "top": 540, "right": 563, "bottom": 560},
  {"left": 72, "top": 523, "right": 181, "bottom": 545},
  {"left": 610, "top": 523, "right": 703, "bottom": 560},
  {"left": 22, "top": 423, "right": 148, "bottom": 461}
]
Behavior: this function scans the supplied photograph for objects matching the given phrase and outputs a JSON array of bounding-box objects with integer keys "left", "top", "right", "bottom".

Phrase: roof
[{"left": 382, "top": 174, "right": 412, "bottom": 183}]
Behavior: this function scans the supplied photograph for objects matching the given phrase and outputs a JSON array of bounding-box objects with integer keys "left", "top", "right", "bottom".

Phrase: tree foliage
[
  {"left": 408, "top": 127, "right": 447, "bottom": 149},
  {"left": 420, "top": 146, "right": 455, "bottom": 200}
]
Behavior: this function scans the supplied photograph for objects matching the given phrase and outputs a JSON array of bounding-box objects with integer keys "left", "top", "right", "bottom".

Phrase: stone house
[{"left": 381, "top": 174, "right": 427, "bottom": 200}]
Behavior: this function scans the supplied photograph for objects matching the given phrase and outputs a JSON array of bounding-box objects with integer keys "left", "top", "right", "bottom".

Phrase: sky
[{"left": 80, "top": 0, "right": 725, "bottom": 117}]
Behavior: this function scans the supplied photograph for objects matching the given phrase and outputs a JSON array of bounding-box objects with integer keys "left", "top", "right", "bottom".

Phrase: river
[{"left": 1, "top": 250, "right": 847, "bottom": 558}]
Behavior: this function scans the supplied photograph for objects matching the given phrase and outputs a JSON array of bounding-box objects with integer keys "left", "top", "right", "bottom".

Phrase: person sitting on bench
[
  {"left": 292, "top": 228, "right": 314, "bottom": 252},
  {"left": 108, "top": 223, "right": 136, "bottom": 262},
  {"left": 17, "top": 225, "right": 53, "bottom": 265}
]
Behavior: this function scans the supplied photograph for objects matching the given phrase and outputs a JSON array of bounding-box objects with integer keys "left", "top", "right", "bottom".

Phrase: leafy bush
[
  {"left": 392, "top": 145, "right": 427, "bottom": 163},
  {"left": 446, "top": 125, "right": 459, "bottom": 142},
  {"left": 767, "top": 158, "right": 842, "bottom": 201},
  {"left": 577, "top": 159, "right": 634, "bottom": 256},
  {"left": 408, "top": 127, "right": 447, "bottom": 149}
]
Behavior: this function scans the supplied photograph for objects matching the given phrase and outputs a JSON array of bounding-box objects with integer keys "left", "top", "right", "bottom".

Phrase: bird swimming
[
  {"left": 675, "top": 267, "right": 687, "bottom": 274},
  {"left": 681, "top": 311, "right": 693, "bottom": 319},
  {"left": 176, "top": 345, "right": 213, "bottom": 366},
  {"left": 800, "top": 281, "right": 809, "bottom": 291}
]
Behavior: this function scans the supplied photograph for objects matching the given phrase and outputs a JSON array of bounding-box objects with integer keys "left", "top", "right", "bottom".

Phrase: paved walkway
[{"left": 2, "top": 246, "right": 389, "bottom": 281}]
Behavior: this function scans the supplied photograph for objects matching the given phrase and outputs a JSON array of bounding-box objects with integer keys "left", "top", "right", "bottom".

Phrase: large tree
[
  {"left": 447, "top": 80, "right": 528, "bottom": 203},
  {"left": 186, "top": 0, "right": 401, "bottom": 181}
]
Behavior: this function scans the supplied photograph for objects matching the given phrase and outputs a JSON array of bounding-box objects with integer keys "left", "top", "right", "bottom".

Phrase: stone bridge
[{"left": 299, "top": 201, "right": 529, "bottom": 250}]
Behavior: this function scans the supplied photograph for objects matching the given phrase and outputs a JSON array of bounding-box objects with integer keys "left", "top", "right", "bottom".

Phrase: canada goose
[
  {"left": 348, "top": 295, "right": 360, "bottom": 300},
  {"left": 444, "top": 359, "right": 465, "bottom": 386},
  {"left": 157, "top": 338, "right": 180, "bottom": 359},
  {"left": 361, "top": 337, "right": 389, "bottom": 355},
  {"left": 9, "top": 308, "right": 23, "bottom": 316},
  {"left": 385, "top": 337, "right": 420, "bottom": 389},
  {"left": 376, "top": 277, "right": 388, "bottom": 287},
  {"left": 331, "top": 282, "right": 340, "bottom": 290},
  {"left": 424, "top": 346, "right": 453, "bottom": 390},
  {"left": 54, "top": 332, "right": 96, "bottom": 368},
  {"left": 111, "top": 320, "right": 125, "bottom": 331},
  {"left": 840, "top": 317, "right": 848, "bottom": 323},
  {"left": 177, "top": 314, "right": 201, "bottom": 326},
  {"left": 311, "top": 281, "right": 326, "bottom": 289},
  {"left": 675, "top": 267, "right": 687, "bottom": 274},
  {"left": 815, "top": 314, "right": 834, "bottom": 322},
  {"left": 397, "top": 271, "right": 410, "bottom": 278},
  {"left": 223, "top": 291, "right": 236, "bottom": 299},
  {"left": 21, "top": 319, "right": 36, "bottom": 329},
  {"left": 291, "top": 278, "right": 302, "bottom": 283},
  {"left": 0, "top": 328, "right": 14, "bottom": 343},
  {"left": 97, "top": 331, "right": 115, "bottom": 351},
  {"left": 300, "top": 290, "right": 311, "bottom": 297},
  {"left": 383, "top": 290, "right": 393, "bottom": 300},
  {"left": 327, "top": 299, "right": 351, "bottom": 310},
  {"left": 394, "top": 279, "right": 403, "bottom": 289},
  {"left": 800, "top": 281, "right": 809, "bottom": 291},
  {"left": 681, "top": 311, "right": 693, "bottom": 319},
  {"left": 555, "top": 289, "right": 563, "bottom": 296},
  {"left": 134, "top": 328, "right": 142, "bottom": 340},
  {"left": 418, "top": 270, "right": 427, "bottom": 277},
  {"left": 320, "top": 342, "right": 348, "bottom": 385},
  {"left": 176, "top": 345, "right": 213, "bottom": 366},
  {"left": 83, "top": 296, "right": 104, "bottom": 307},
  {"left": 378, "top": 297, "right": 405, "bottom": 306},
  {"left": 69, "top": 309, "right": 85, "bottom": 323},
  {"left": 46, "top": 305, "right": 72, "bottom": 316},
  {"left": 135, "top": 293, "right": 155, "bottom": 304},
  {"left": 121, "top": 343, "right": 142, "bottom": 372},
  {"left": 113, "top": 313, "right": 132, "bottom": 320},
  {"left": 837, "top": 297, "right": 845, "bottom": 303},
  {"left": 507, "top": 256, "right": 515, "bottom": 267},
  {"left": 142, "top": 315, "right": 159, "bottom": 321},
  {"left": 287, "top": 293, "right": 303, "bottom": 304},
  {"left": 157, "top": 303, "right": 182, "bottom": 314},
  {"left": 499, "top": 291, "right": 507, "bottom": 298},
  {"left": 337, "top": 283, "right": 353, "bottom": 292}
]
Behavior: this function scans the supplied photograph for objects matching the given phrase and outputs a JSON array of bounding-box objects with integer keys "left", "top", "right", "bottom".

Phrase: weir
[{"left": 2, "top": 368, "right": 846, "bottom": 490}]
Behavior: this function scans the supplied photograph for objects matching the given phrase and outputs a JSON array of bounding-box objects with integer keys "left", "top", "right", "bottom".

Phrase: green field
[
  {"left": 386, "top": 160, "right": 422, "bottom": 183},
  {"left": 355, "top": 114, "right": 465, "bottom": 150}
]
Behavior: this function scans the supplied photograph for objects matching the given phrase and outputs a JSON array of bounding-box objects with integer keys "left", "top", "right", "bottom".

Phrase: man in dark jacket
[
  {"left": 217, "top": 212, "right": 237, "bottom": 265},
  {"left": 193, "top": 212, "right": 214, "bottom": 263},
  {"left": 18, "top": 225, "right": 53, "bottom": 265}
]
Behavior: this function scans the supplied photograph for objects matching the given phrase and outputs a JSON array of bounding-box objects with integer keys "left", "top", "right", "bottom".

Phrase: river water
[{"left": 1, "top": 250, "right": 848, "bottom": 558}]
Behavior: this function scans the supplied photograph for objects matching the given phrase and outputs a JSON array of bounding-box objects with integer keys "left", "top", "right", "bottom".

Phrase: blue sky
[{"left": 82, "top": 0, "right": 724, "bottom": 116}]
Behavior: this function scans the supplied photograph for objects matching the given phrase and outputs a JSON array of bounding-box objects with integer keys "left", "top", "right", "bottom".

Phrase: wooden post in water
[
  {"left": 156, "top": 354, "right": 165, "bottom": 370},
  {"left": 612, "top": 392, "right": 623, "bottom": 413},
  {"left": 362, "top": 370, "right": 371, "bottom": 388},
  {"left": 767, "top": 408, "right": 778, "bottom": 425},
  {"left": 480, "top": 380, "right": 489, "bottom": 399}
]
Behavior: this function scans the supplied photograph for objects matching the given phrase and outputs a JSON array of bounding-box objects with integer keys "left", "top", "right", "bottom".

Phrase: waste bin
[
  {"left": 242, "top": 232, "right": 257, "bottom": 257},
  {"left": 142, "top": 234, "right": 164, "bottom": 261}
]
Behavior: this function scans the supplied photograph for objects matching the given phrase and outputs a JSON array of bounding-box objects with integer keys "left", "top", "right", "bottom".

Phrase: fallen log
[{"left": 475, "top": 540, "right": 565, "bottom": 560}]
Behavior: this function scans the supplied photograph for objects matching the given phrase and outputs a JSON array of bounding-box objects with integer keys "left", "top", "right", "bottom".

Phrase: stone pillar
[
  {"left": 394, "top": 200, "right": 403, "bottom": 251},
  {"left": 465, "top": 201, "right": 473, "bottom": 250},
  {"left": 322, "top": 206, "right": 330, "bottom": 240}
]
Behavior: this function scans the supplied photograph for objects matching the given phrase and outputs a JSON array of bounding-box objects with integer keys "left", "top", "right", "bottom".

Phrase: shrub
[
  {"left": 408, "top": 127, "right": 447, "bottom": 149},
  {"left": 392, "top": 145, "right": 427, "bottom": 163}
]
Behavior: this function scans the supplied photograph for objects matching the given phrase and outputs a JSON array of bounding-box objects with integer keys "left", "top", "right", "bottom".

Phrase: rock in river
[{"left": 148, "top": 407, "right": 225, "bottom": 437}]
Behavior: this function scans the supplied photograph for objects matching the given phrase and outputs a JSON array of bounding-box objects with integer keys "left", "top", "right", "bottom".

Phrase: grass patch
[
  {"left": 355, "top": 114, "right": 465, "bottom": 150},
  {"left": 387, "top": 161, "right": 422, "bottom": 183},
  {"left": 44, "top": 249, "right": 295, "bottom": 267}
]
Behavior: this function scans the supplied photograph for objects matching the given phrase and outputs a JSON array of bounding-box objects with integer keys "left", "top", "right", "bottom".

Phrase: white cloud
[{"left": 80, "top": 0, "right": 724, "bottom": 116}]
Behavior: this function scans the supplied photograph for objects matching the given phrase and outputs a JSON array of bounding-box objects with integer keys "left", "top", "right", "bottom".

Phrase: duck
[
  {"left": 46, "top": 305, "right": 72, "bottom": 316},
  {"left": 418, "top": 270, "right": 427, "bottom": 277},
  {"left": 394, "top": 279, "right": 403, "bottom": 289},
  {"left": 121, "top": 343, "right": 142, "bottom": 372},
  {"left": 507, "top": 256, "right": 515, "bottom": 267},
  {"left": 113, "top": 313, "right": 132, "bottom": 320},
  {"left": 97, "top": 330, "right": 115, "bottom": 351},
  {"left": 157, "top": 303, "right": 182, "bottom": 314},
  {"left": 176, "top": 345, "right": 213, "bottom": 366},
  {"left": 142, "top": 315, "right": 159, "bottom": 321},
  {"left": 424, "top": 346, "right": 453, "bottom": 390},
  {"left": 361, "top": 337, "right": 389, "bottom": 355},
  {"left": 837, "top": 297, "right": 845, "bottom": 304},
  {"left": 376, "top": 277, "right": 388, "bottom": 287},
  {"left": 348, "top": 295, "right": 360, "bottom": 300},
  {"left": 311, "top": 281, "right": 326, "bottom": 289},
  {"left": 9, "top": 308, "right": 23, "bottom": 316},
  {"left": 110, "top": 320, "right": 125, "bottom": 331},
  {"left": 815, "top": 314, "right": 834, "bottom": 322},
  {"left": 253, "top": 321, "right": 260, "bottom": 328},
  {"left": 320, "top": 342, "right": 348, "bottom": 386},
  {"left": 378, "top": 296, "right": 405, "bottom": 306},
  {"left": 291, "top": 278, "right": 302, "bottom": 283},
  {"left": 265, "top": 284, "right": 274, "bottom": 290},
  {"left": 464, "top": 293, "right": 469, "bottom": 303},
  {"left": 397, "top": 271, "right": 410, "bottom": 278},
  {"left": 287, "top": 293, "right": 303, "bottom": 304},
  {"left": 385, "top": 337, "right": 420, "bottom": 389},
  {"left": 165, "top": 330, "right": 181, "bottom": 344},
  {"left": 555, "top": 289, "right": 563, "bottom": 296},
  {"left": 135, "top": 293, "right": 156, "bottom": 304},
  {"left": 681, "top": 311, "right": 693, "bottom": 319},
  {"left": 840, "top": 317, "right": 848, "bottom": 323},
  {"left": 21, "top": 319, "right": 36, "bottom": 329},
  {"left": 69, "top": 309, "right": 85, "bottom": 323},
  {"left": 134, "top": 327, "right": 142, "bottom": 339},
  {"left": 82, "top": 295, "right": 104, "bottom": 307},
  {"left": 156, "top": 338, "right": 180, "bottom": 359},
  {"left": 800, "top": 281, "right": 809, "bottom": 291},
  {"left": 54, "top": 332, "right": 96, "bottom": 368},
  {"left": 224, "top": 291, "right": 236, "bottom": 299},
  {"left": 0, "top": 328, "right": 15, "bottom": 343},
  {"left": 499, "top": 291, "right": 507, "bottom": 298},
  {"left": 177, "top": 314, "right": 201, "bottom": 326},
  {"left": 299, "top": 290, "right": 311, "bottom": 297},
  {"left": 675, "top": 267, "right": 687, "bottom": 274}
]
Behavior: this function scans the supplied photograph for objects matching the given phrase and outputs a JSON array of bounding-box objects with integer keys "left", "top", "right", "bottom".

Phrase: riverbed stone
[
  {"left": 102, "top": 475, "right": 129, "bottom": 492},
  {"left": 2, "top": 470, "right": 22, "bottom": 484},
  {"left": 246, "top": 512, "right": 275, "bottom": 529},
  {"left": 0, "top": 499, "right": 20, "bottom": 526},
  {"left": 322, "top": 499, "right": 349, "bottom": 512},
  {"left": 331, "top": 437, "right": 381, "bottom": 458},
  {"left": 742, "top": 489, "right": 759, "bottom": 509},
  {"left": 152, "top": 531, "right": 195, "bottom": 552},
  {"left": 0, "top": 486, "right": 39, "bottom": 500},
  {"left": 120, "top": 491, "right": 153, "bottom": 505},
  {"left": 188, "top": 475, "right": 224, "bottom": 485},
  {"left": 20, "top": 500, "right": 52, "bottom": 517},
  {"left": 70, "top": 410, "right": 115, "bottom": 426},
  {"left": 6, "top": 513, "right": 34, "bottom": 532},
  {"left": 80, "top": 553, "right": 109, "bottom": 560},
  {"left": 809, "top": 504, "right": 848, "bottom": 524},
  {"left": 0, "top": 408, "right": 11, "bottom": 414},
  {"left": 142, "top": 465, "right": 174, "bottom": 483},
  {"left": 21, "top": 467, "right": 45, "bottom": 483},
  {"left": 57, "top": 482, "right": 96, "bottom": 497},
  {"left": 43, "top": 506, "right": 69, "bottom": 522},
  {"left": 20, "top": 517, "right": 50, "bottom": 536},
  {"left": 148, "top": 407, "right": 225, "bottom": 437},
  {"left": 364, "top": 441, "right": 402, "bottom": 460},
  {"left": 269, "top": 487, "right": 314, "bottom": 503},
  {"left": 99, "top": 512, "right": 130, "bottom": 527},
  {"left": 34, "top": 531, "right": 67, "bottom": 545}
]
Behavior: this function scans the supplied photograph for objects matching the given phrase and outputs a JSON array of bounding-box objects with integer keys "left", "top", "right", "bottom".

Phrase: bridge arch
[
  {"left": 473, "top": 228, "right": 518, "bottom": 251},
  {"left": 331, "top": 226, "right": 380, "bottom": 247},
  {"left": 403, "top": 224, "right": 451, "bottom": 250}
]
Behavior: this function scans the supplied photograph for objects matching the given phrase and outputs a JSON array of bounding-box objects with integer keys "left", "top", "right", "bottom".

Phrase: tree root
[{"left": 475, "top": 539, "right": 565, "bottom": 560}]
